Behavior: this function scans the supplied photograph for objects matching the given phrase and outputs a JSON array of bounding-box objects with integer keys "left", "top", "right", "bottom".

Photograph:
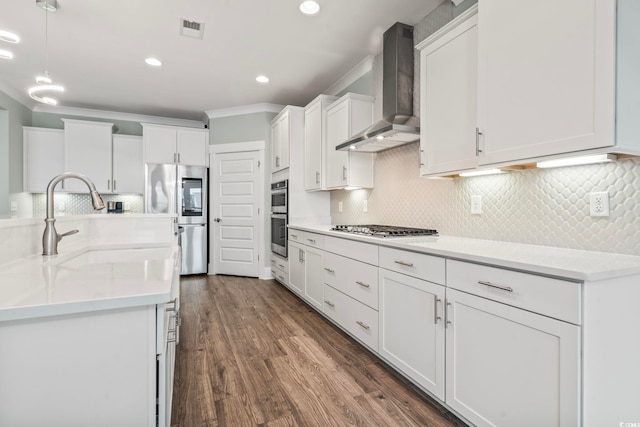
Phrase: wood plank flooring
[{"left": 171, "top": 275, "right": 466, "bottom": 427}]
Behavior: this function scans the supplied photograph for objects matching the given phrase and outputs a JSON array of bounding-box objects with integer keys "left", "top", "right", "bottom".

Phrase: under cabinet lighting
[
  {"left": 536, "top": 154, "right": 617, "bottom": 169},
  {"left": 459, "top": 169, "right": 504, "bottom": 177},
  {"left": 344, "top": 186, "right": 361, "bottom": 191}
]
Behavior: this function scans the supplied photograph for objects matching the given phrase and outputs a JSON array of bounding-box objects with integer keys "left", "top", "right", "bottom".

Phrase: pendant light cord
[{"left": 44, "top": 3, "right": 49, "bottom": 75}]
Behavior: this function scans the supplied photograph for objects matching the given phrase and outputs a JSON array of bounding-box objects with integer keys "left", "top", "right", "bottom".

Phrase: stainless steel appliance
[
  {"left": 330, "top": 224, "right": 438, "bottom": 238},
  {"left": 146, "top": 163, "right": 208, "bottom": 275},
  {"left": 270, "top": 180, "right": 288, "bottom": 257}
]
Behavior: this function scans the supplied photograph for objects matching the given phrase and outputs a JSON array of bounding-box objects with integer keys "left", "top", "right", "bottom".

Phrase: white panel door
[{"left": 211, "top": 150, "right": 261, "bottom": 277}]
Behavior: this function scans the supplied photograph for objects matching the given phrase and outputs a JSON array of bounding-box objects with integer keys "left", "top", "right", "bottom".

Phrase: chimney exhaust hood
[{"left": 336, "top": 22, "right": 420, "bottom": 153}]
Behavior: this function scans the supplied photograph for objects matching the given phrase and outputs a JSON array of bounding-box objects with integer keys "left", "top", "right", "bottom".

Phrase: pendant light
[{"left": 28, "top": 0, "right": 64, "bottom": 105}]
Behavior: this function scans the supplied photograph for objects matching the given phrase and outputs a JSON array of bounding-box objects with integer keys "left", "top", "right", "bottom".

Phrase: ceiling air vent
[{"left": 180, "top": 18, "right": 205, "bottom": 39}]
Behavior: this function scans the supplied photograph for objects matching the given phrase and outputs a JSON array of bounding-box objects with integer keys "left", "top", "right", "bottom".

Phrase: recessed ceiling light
[
  {"left": 256, "top": 75, "right": 269, "bottom": 84},
  {"left": 0, "top": 30, "right": 20, "bottom": 43},
  {"left": 145, "top": 57, "right": 162, "bottom": 67},
  {"left": 299, "top": 1, "right": 320, "bottom": 15},
  {"left": 0, "top": 49, "right": 13, "bottom": 60}
]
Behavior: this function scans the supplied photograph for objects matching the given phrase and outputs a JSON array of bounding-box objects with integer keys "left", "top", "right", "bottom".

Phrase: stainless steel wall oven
[{"left": 270, "top": 180, "right": 288, "bottom": 257}]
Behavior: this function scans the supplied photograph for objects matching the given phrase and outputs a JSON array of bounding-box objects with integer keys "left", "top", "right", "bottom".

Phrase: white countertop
[
  {"left": 0, "top": 244, "right": 179, "bottom": 322},
  {"left": 289, "top": 224, "right": 640, "bottom": 282}
]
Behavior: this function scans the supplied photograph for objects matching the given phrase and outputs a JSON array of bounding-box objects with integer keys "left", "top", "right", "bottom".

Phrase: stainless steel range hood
[{"left": 336, "top": 22, "right": 420, "bottom": 152}]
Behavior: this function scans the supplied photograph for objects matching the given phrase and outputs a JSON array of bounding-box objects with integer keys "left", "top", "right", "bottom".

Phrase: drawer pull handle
[
  {"left": 356, "top": 320, "right": 370, "bottom": 330},
  {"left": 434, "top": 296, "right": 442, "bottom": 324},
  {"left": 445, "top": 301, "right": 452, "bottom": 328},
  {"left": 290, "top": 234, "right": 298, "bottom": 238},
  {"left": 324, "top": 268, "right": 335, "bottom": 273},
  {"left": 278, "top": 275, "right": 285, "bottom": 281},
  {"left": 477, "top": 280, "right": 513, "bottom": 292},
  {"left": 394, "top": 260, "right": 414, "bottom": 267},
  {"left": 324, "top": 300, "right": 335, "bottom": 308},
  {"left": 166, "top": 298, "right": 178, "bottom": 312},
  {"left": 278, "top": 263, "right": 284, "bottom": 269},
  {"left": 307, "top": 238, "right": 316, "bottom": 244},
  {"left": 355, "top": 281, "right": 370, "bottom": 288}
]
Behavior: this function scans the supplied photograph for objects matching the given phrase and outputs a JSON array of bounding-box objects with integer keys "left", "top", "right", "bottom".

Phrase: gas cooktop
[{"left": 330, "top": 224, "right": 438, "bottom": 238}]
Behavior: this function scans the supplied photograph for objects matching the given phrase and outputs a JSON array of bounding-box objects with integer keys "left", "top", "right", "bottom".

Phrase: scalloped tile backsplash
[{"left": 330, "top": 142, "right": 640, "bottom": 256}]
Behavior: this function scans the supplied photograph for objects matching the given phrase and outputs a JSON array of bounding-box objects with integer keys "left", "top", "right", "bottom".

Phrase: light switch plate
[
  {"left": 338, "top": 201, "right": 343, "bottom": 213},
  {"left": 363, "top": 199, "right": 368, "bottom": 212},
  {"left": 471, "top": 195, "right": 482, "bottom": 215}
]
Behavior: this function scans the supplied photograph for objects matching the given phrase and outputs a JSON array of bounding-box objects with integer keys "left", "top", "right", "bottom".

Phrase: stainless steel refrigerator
[{"left": 145, "top": 163, "right": 208, "bottom": 275}]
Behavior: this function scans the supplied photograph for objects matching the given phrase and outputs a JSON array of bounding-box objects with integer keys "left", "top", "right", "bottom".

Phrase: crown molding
[
  {"left": 0, "top": 81, "right": 35, "bottom": 110},
  {"left": 205, "top": 103, "right": 284, "bottom": 119},
  {"left": 32, "top": 104, "right": 205, "bottom": 128},
  {"left": 324, "top": 55, "right": 375, "bottom": 96}
]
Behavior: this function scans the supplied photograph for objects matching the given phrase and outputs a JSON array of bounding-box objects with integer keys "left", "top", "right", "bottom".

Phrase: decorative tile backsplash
[
  {"left": 330, "top": 142, "right": 640, "bottom": 256},
  {"left": 32, "top": 193, "right": 143, "bottom": 217}
]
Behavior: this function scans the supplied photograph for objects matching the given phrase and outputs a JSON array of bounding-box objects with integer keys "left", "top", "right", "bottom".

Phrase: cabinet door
[
  {"left": 112, "top": 135, "right": 143, "bottom": 194},
  {"left": 288, "top": 242, "right": 305, "bottom": 295},
  {"left": 326, "top": 101, "right": 350, "bottom": 189},
  {"left": 477, "top": 0, "right": 615, "bottom": 165},
  {"left": 177, "top": 128, "right": 207, "bottom": 166},
  {"left": 445, "top": 288, "right": 580, "bottom": 427},
  {"left": 420, "top": 10, "right": 478, "bottom": 176},
  {"left": 144, "top": 125, "right": 177, "bottom": 164},
  {"left": 304, "top": 102, "right": 323, "bottom": 190},
  {"left": 23, "top": 127, "right": 65, "bottom": 193},
  {"left": 303, "top": 246, "right": 324, "bottom": 310},
  {"left": 64, "top": 120, "right": 113, "bottom": 193},
  {"left": 379, "top": 269, "right": 445, "bottom": 399},
  {"left": 279, "top": 112, "right": 290, "bottom": 170},
  {"left": 271, "top": 118, "right": 282, "bottom": 172}
]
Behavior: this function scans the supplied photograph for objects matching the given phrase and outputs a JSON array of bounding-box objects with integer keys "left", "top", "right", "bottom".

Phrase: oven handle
[{"left": 271, "top": 213, "right": 287, "bottom": 220}]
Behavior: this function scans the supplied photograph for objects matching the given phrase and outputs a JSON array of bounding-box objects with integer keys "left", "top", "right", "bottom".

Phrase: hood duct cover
[{"left": 336, "top": 22, "right": 420, "bottom": 152}]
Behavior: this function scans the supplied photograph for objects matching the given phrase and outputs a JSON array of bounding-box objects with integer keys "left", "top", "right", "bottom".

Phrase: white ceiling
[{"left": 0, "top": 0, "right": 443, "bottom": 121}]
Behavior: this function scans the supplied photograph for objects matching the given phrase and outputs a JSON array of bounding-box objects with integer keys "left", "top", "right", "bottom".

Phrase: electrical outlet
[
  {"left": 363, "top": 199, "right": 368, "bottom": 212},
  {"left": 10, "top": 201, "right": 17, "bottom": 212},
  {"left": 590, "top": 192, "right": 610, "bottom": 217},
  {"left": 471, "top": 195, "right": 482, "bottom": 214},
  {"left": 338, "top": 201, "right": 343, "bottom": 213},
  {"left": 124, "top": 202, "right": 131, "bottom": 211}
]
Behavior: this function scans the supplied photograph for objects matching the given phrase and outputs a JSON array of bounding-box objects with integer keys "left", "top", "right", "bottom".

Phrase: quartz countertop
[
  {"left": 0, "top": 244, "right": 180, "bottom": 322},
  {"left": 288, "top": 224, "right": 640, "bottom": 282}
]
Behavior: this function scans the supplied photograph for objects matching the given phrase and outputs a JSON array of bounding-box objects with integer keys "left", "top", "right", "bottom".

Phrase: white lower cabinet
[
  {"left": 323, "top": 283, "right": 379, "bottom": 352},
  {"left": 445, "top": 288, "right": 580, "bottom": 427},
  {"left": 288, "top": 234, "right": 325, "bottom": 309},
  {"left": 378, "top": 269, "right": 446, "bottom": 400},
  {"left": 270, "top": 253, "right": 289, "bottom": 287}
]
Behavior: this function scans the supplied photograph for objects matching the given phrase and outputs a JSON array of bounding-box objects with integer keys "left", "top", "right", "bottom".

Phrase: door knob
[{"left": 214, "top": 218, "right": 221, "bottom": 222}]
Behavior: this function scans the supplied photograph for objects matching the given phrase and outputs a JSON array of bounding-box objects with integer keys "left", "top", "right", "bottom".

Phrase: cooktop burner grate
[{"left": 330, "top": 224, "right": 438, "bottom": 238}]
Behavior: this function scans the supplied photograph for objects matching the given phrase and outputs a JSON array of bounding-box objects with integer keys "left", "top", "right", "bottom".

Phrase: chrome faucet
[{"left": 42, "top": 172, "right": 105, "bottom": 256}]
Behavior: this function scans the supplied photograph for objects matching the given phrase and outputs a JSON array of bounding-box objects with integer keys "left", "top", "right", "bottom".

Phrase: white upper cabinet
[
  {"left": 326, "top": 93, "right": 375, "bottom": 189},
  {"left": 23, "top": 127, "right": 65, "bottom": 193},
  {"left": 417, "top": 7, "right": 478, "bottom": 176},
  {"left": 142, "top": 123, "right": 208, "bottom": 166},
  {"left": 304, "top": 95, "right": 337, "bottom": 191},
  {"left": 270, "top": 106, "right": 304, "bottom": 174},
  {"left": 62, "top": 119, "right": 114, "bottom": 193},
  {"left": 112, "top": 135, "right": 144, "bottom": 194},
  {"left": 476, "top": 0, "right": 619, "bottom": 165}
]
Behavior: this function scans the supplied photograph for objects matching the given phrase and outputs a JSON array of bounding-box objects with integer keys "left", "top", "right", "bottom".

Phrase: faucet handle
[{"left": 58, "top": 229, "right": 79, "bottom": 241}]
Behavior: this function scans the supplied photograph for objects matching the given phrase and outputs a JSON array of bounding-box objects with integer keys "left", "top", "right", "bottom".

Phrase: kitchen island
[
  {"left": 0, "top": 214, "right": 180, "bottom": 427},
  {"left": 285, "top": 224, "right": 640, "bottom": 427}
]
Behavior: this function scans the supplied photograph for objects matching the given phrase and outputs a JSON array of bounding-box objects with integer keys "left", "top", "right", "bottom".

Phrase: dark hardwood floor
[{"left": 171, "top": 274, "right": 466, "bottom": 427}]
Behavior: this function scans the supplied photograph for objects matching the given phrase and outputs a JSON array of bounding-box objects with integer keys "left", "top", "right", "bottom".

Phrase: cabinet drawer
[
  {"left": 379, "top": 247, "right": 445, "bottom": 285},
  {"left": 324, "top": 252, "right": 379, "bottom": 309},
  {"left": 447, "top": 260, "right": 581, "bottom": 324},
  {"left": 302, "top": 232, "right": 324, "bottom": 249},
  {"left": 324, "top": 236, "right": 378, "bottom": 265},
  {"left": 288, "top": 229, "right": 304, "bottom": 243},
  {"left": 271, "top": 269, "right": 289, "bottom": 286},
  {"left": 270, "top": 254, "right": 288, "bottom": 274},
  {"left": 323, "top": 284, "right": 379, "bottom": 352},
  {"left": 288, "top": 230, "right": 324, "bottom": 249}
]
